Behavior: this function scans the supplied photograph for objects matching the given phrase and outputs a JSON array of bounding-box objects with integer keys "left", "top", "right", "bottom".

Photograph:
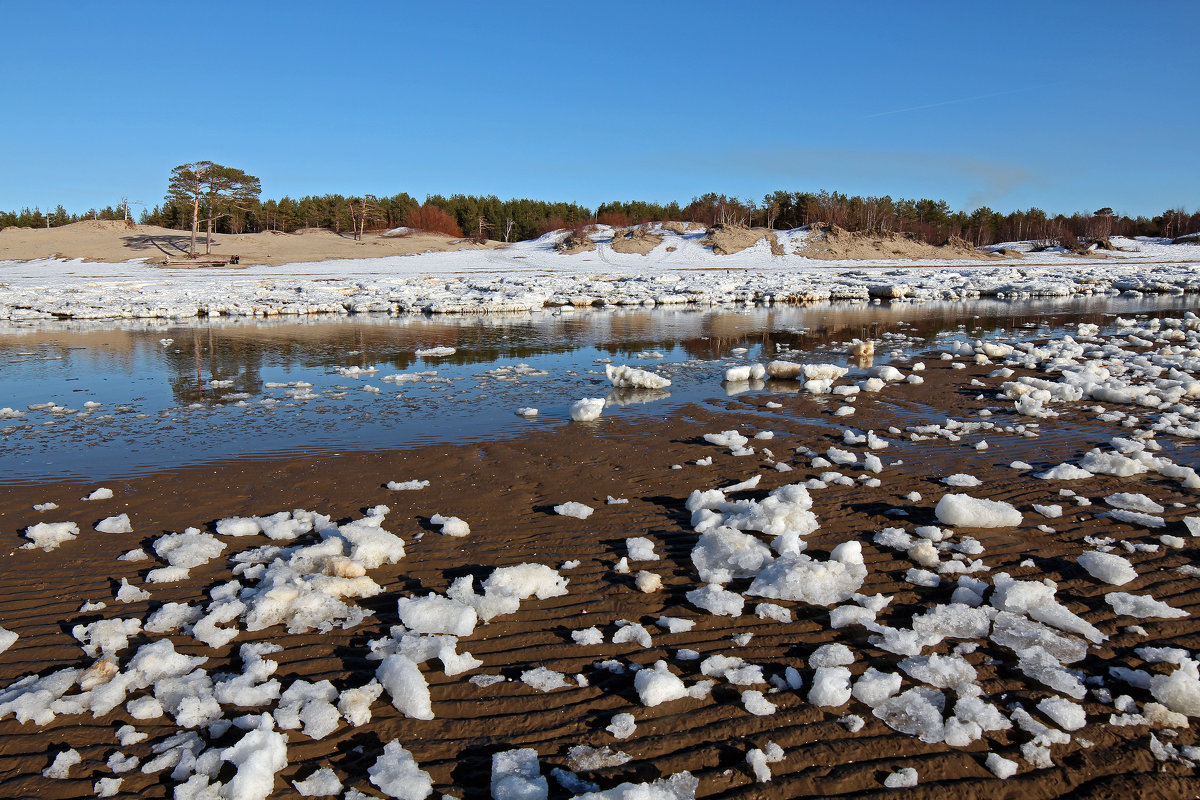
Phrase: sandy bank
[{"left": 0, "top": 220, "right": 501, "bottom": 267}]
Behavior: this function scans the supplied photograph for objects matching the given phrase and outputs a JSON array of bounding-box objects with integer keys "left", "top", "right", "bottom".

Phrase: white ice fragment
[
  {"left": 430, "top": 513, "right": 470, "bottom": 537},
  {"left": 635, "top": 572, "right": 662, "bottom": 593},
  {"left": 554, "top": 502, "right": 594, "bottom": 520},
  {"left": 606, "top": 713, "right": 636, "bottom": 739},
  {"left": 570, "top": 398, "right": 605, "bottom": 421},
  {"left": 83, "top": 487, "right": 114, "bottom": 501},
  {"left": 115, "top": 578, "right": 151, "bottom": 603},
  {"left": 572, "top": 628, "right": 604, "bottom": 646},
  {"left": 1106, "top": 592, "right": 1188, "bottom": 619},
  {"left": 873, "top": 687, "right": 946, "bottom": 742},
  {"left": 606, "top": 364, "right": 670, "bottom": 390},
  {"left": 294, "top": 767, "right": 343, "bottom": 796},
  {"left": 515, "top": 407, "right": 538, "bottom": 417},
  {"left": 883, "top": 768, "right": 918, "bottom": 788},
  {"left": 935, "top": 494, "right": 1022, "bottom": 528},
  {"left": 376, "top": 655, "right": 433, "bottom": 720},
  {"left": 1149, "top": 660, "right": 1200, "bottom": 717},
  {"left": 807, "top": 667, "right": 852, "bottom": 707},
  {"left": 1077, "top": 551, "right": 1137, "bottom": 585},
  {"left": 96, "top": 514, "right": 134, "bottom": 534},
  {"left": 521, "top": 667, "right": 571, "bottom": 692},
  {"left": 1036, "top": 696, "right": 1086, "bottom": 730},
  {"left": 686, "top": 584, "right": 745, "bottom": 616},
  {"left": 387, "top": 480, "right": 429, "bottom": 491},
  {"left": 94, "top": 777, "right": 123, "bottom": 797},
  {"left": 22, "top": 521, "right": 79, "bottom": 551},
  {"left": 809, "top": 643, "right": 855, "bottom": 668},
  {"left": 1035, "top": 464, "right": 1094, "bottom": 480},
  {"left": 396, "top": 594, "right": 477, "bottom": 636},
  {"left": 220, "top": 725, "right": 289, "bottom": 800},
  {"left": 985, "top": 753, "right": 1019, "bottom": 779},
  {"left": 43, "top": 749, "right": 81, "bottom": 779},
  {"left": 742, "top": 690, "right": 776, "bottom": 716},
  {"left": 492, "top": 748, "right": 547, "bottom": 800},
  {"left": 634, "top": 661, "right": 688, "bottom": 706},
  {"left": 369, "top": 740, "right": 433, "bottom": 800}
]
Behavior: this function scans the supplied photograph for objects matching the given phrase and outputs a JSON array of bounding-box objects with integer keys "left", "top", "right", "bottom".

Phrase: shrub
[{"left": 405, "top": 204, "right": 463, "bottom": 237}]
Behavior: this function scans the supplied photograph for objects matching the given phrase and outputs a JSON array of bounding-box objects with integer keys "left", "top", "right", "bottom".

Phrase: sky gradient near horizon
[{"left": 2, "top": 0, "right": 1197, "bottom": 221}]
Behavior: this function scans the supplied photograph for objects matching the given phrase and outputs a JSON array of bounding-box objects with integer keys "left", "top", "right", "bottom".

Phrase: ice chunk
[
  {"left": 43, "top": 749, "right": 81, "bottom": 779},
  {"left": 808, "top": 666, "right": 852, "bottom": 707},
  {"left": 96, "top": 514, "right": 134, "bottom": 534},
  {"left": 691, "top": 527, "right": 772, "bottom": 584},
  {"left": 1035, "top": 464, "right": 1094, "bottom": 480},
  {"left": 606, "top": 364, "right": 670, "bottom": 390},
  {"left": 883, "top": 768, "right": 918, "bottom": 788},
  {"left": 943, "top": 474, "right": 982, "bottom": 487},
  {"left": 742, "top": 690, "right": 776, "bottom": 716},
  {"left": 550, "top": 501, "right": 601, "bottom": 525},
  {"left": 1105, "top": 493, "right": 1165, "bottom": 514},
  {"left": 430, "top": 513, "right": 470, "bottom": 537},
  {"left": 338, "top": 680, "right": 384, "bottom": 727},
  {"left": 155, "top": 530, "right": 226, "bottom": 569},
  {"left": 747, "top": 547, "right": 866, "bottom": 607},
  {"left": 84, "top": 487, "right": 114, "bottom": 501},
  {"left": 634, "top": 661, "right": 688, "bottom": 706},
  {"left": 1077, "top": 551, "right": 1137, "bottom": 585},
  {"left": 570, "top": 398, "right": 605, "bottom": 421},
  {"left": 94, "top": 777, "right": 123, "bottom": 797},
  {"left": 985, "top": 752, "right": 1019, "bottom": 779},
  {"left": 572, "top": 627, "right": 604, "bottom": 646},
  {"left": 809, "top": 643, "right": 854, "bottom": 668},
  {"left": 22, "top": 521, "right": 79, "bottom": 551},
  {"left": 873, "top": 687, "right": 945, "bottom": 742},
  {"left": 1149, "top": 660, "right": 1200, "bottom": 717},
  {"left": 491, "top": 748, "right": 547, "bottom": 800},
  {"left": 521, "top": 667, "right": 571, "bottom": 692},
  {"left": 935, "top": 494, "right": 1022, "bottom": 527},
  {"left": 397, "top": 594, "right": 477, "bottom": 637},
  {"left": 1105, "top": 592, "right": 1188, "bottom": 619},
  {"left": 1036, "top": 696, "right": 1086, "bottom": 730},
  {"left": 369, "top": 740, "right": 433, "bottom": 800},
  {"left": 294, "top": 767, "right": 343, "bottom": 796},
  {"left": 376, "top": 655, "right": 433, "bottom": 720},
  {"left": 0, "top": 626, "right": 17, "bottom": 655},
  {"left": 899, "top": 654, "right": 976, "bottom": 689},
  {"left": 1109, "top": 509, "right": 1166, "bottom": 528},
  {"left": 387, "top": 480, "right": 429, "bottom": 491},
  {"left": 115, "top": 577, "right": 151, "bottom": 603},
  {"left": 686, "top": 584, "right": 744, "bottom": 616},
  {"left": 606, "top": 712, "right": 636, "bottom": 739},
  {"left": 220, "top": 725, "right": 288, "bottom": 800},
  {"left": 634, "top": 571, "right": 662, "bottom": 593}
]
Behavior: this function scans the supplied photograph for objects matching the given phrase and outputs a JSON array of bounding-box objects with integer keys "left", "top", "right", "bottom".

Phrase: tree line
[{"left": 3, "top": 186, "right": 1197, "bottom": 247}]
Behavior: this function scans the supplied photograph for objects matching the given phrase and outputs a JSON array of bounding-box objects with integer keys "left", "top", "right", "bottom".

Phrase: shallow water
[{"left": 0, "top": 294, "right": 1191, "bottom": 483}]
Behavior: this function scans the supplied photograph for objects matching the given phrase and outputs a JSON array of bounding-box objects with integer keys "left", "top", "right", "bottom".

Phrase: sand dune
[{"left": 0, "top": 220, "right": 501, "bottom": 267}]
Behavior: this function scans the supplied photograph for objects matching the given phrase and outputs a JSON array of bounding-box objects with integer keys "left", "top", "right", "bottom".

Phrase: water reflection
[{"left": 0, "top": 294, "right": 1191, "bottom": 483}]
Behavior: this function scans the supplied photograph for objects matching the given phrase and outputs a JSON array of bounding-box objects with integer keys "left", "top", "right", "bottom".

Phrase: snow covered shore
[{"left": 1, "top": 230, "right": 1198, "bottom": 321}]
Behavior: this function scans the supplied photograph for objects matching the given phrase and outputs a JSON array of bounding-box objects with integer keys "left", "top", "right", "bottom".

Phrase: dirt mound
[
  {"left": 706, "top": 224, "right": 778, "bottom": 256},
  {"left": 556, "top": 227, "right": 597, "bottom": 254},
  {"left": 799, "top": 225, "right": 989, "bottom": 261},
  {"left": 609, "top": 226, "right": 664, "bottom": 255},
  {"left": 661, "top": 221, "right": 703, "bottom": 236}
]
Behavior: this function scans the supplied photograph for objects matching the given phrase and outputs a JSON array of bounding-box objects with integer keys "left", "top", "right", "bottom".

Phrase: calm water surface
[{"left": 0, "top": 295, "right": 1191, "bottom": 483}]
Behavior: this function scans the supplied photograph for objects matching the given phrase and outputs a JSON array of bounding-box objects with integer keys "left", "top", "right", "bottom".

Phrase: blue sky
[{"left": 2, "top": 0, "right": 1196, "bottom": 219}]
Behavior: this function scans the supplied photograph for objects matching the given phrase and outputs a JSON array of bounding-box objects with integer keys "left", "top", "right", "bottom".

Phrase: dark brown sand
[{"left": 0, "top": 358, "right": 1197, "bottom": 799}]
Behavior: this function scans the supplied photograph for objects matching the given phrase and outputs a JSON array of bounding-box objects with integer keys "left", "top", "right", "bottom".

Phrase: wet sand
[{"left": 0, "top": 357, "right": 1197, "bottom": 798}]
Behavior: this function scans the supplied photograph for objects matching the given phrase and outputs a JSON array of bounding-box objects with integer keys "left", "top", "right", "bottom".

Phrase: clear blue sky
[{"left": 2, "top": 0, "right": 1196, "bottom": 219}]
